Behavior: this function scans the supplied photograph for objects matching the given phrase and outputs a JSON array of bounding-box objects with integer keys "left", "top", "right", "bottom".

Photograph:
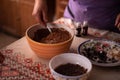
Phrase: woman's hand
[
  {"left": 115, "top": 13, "right": 120, "bottom": 30},
  {"left": 32, "top": 0, "right": 48, "bottom": 26}
]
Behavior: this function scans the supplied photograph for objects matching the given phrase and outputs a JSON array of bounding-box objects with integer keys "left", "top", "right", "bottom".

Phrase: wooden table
[
  {"left": 0, "top": 18, "right": 120, "bottom": 80},
  {"left": 0, "top": 35, "right": 119, "bottom": 80}
]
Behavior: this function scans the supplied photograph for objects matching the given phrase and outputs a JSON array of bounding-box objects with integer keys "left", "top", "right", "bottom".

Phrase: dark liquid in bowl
[
  {"left": 33, "top": 28, "right": 71, "bottom": 44},
  {"left": 54, "top": 63, "right": 87, "bottom": 76}
]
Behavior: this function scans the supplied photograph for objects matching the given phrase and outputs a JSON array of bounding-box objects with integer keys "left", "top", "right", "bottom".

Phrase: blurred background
[{"left": 0, "top": 0, "right": 69, "bottom": 48}]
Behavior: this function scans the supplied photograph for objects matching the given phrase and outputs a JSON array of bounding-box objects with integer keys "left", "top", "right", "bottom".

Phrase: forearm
[
  {"left": 35, "top": 0, "right": 39, "bottom": 2},
  {"left": 35, "top": 0, "right": 46, "bottom": 5},
  {"left": 34, "top": 0, "right": 41, "bottom": 10},
  {"left": 34, "top": 0, "right": 46, "bottom": 10}
]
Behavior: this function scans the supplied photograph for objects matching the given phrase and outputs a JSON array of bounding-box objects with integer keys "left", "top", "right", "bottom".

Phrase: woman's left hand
[{"left": 115, "top": 13, "right": 120, "bottom": 30}]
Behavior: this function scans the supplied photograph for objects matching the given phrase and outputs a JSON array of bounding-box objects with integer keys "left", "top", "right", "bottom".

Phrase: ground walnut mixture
[{"left": 33, "top": 28, "right": 71, "bottom": 44}]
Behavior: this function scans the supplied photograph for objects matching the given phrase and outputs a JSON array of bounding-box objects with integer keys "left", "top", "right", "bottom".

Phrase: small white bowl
[{"left": 49, "top": 53, "right": 92, "bottom": 80}]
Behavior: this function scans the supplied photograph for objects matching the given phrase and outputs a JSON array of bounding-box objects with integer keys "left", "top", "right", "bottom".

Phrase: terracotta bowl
[{"left": 26, "top": 23, "right": 74, "bottom": 59}]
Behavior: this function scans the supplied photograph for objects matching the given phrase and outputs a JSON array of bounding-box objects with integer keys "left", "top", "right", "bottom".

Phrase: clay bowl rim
[{"left": 26, "top": 23, "right": 75, "bottom": 46}]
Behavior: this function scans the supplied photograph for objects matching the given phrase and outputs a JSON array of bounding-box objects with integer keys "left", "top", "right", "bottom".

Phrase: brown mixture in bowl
[
  {"left": 33, "top": 28, "right": 71, "bottom": 44},
  {"left": 54, "top": 63, "right": 87, "bottom": 76}
]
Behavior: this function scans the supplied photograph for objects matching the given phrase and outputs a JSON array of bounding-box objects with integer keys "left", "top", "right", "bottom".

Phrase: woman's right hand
[{"left": 32, "top": 0, "right": 48, "bottom": 26}]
